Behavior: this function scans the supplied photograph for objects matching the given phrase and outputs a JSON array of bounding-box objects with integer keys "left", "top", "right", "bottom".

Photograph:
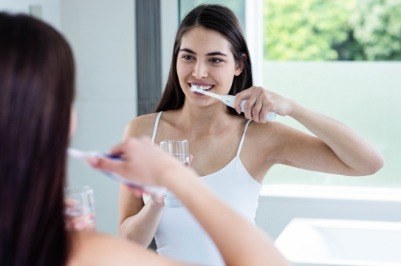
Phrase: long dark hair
[
  {"left": 0, "top": 13, "right": 75, "bottom": 265},
  {"left": 156, "top": 4, "right": 253, "bottom": 115}
]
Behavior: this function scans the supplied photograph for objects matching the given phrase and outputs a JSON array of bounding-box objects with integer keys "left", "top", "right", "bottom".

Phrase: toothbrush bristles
[{"left": 190, "top": 84, "right": 199, "bottom": 92}]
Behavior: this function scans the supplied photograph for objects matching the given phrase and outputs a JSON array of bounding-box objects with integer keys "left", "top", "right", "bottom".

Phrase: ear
[{"left": 234, "top": 53, "right": 246, "bottom": 76}]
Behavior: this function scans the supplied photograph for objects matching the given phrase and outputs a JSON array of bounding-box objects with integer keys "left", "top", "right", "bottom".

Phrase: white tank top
[{"left": 151, "top": 112, "right": 262, "bottom": 266}]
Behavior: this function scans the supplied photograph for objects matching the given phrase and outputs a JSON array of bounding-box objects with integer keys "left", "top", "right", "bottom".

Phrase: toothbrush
[
  {"left": 191, "top": 85, "right": 276, "bottom": 122},
  {"left": 68, "top": 148, "right": 165, "bottom": 196}
]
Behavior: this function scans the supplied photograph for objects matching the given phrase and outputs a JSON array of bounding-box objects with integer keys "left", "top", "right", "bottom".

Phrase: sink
[{"left": 275, "top": 218, "right": 401, "bottom": 266}]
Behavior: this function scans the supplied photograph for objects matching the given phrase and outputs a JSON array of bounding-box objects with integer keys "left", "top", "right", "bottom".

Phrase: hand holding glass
[
  {"left": 159, "top": 139, "right": 190, "bottom": 207},
  {"left": 64, "top": 186, "right": 96, "bottom": 231}
]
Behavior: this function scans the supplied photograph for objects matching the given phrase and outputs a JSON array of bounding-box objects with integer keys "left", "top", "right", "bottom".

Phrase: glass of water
[
  {"left": 159, "top": 139, "right": 190, "bottom": 166},
  {"left": 159, "top": 139, "right": 190, "bottom": 207},
  {"left": 64, "top": 185, "right": 96, "bottom": 231}
]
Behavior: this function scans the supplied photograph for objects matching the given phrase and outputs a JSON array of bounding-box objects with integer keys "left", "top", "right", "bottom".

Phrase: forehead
[{"left": 180, "top": 26, "right": 233, "bottom": 54}]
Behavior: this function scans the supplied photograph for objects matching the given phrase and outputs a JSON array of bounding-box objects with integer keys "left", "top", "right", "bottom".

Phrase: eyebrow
[{"left": 179, "top": 48, "right": 228, "bottom": 57}]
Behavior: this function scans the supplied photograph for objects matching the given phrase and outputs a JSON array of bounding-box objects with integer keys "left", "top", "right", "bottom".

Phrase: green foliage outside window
[{"left": 264, "top": 0, "right": 401, "bottom": 61}]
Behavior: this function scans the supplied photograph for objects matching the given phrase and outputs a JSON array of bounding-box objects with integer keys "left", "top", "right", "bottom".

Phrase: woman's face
[{"left": 176, "top": 26, "right": 243, "bottom": 107}]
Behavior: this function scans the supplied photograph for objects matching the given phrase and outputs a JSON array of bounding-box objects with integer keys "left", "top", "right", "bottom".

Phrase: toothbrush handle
[{"left": 240, "top": 100, "right": 276, "bottom": 122}]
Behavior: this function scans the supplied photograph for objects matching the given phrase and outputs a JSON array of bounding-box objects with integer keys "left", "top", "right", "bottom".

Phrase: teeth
[{"left": 191, "top": 84, "right": 212, "bottom": 91}]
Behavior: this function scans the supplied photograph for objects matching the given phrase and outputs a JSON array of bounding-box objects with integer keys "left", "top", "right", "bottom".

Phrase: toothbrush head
[
  {"left": 190, "top": 84, "right": 201, "bottom": 92},
  {"left": 190, "top": 85, "right": 222, "bottom": 100},
  {"left": 67, "top": 148, "right": 87, "bottom": 159},
  {"left": 67, "top": 148, "right": 100, "bottom": 160}
]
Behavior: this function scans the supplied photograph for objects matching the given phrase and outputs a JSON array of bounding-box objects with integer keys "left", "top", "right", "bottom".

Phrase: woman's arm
[
  {"left": 90, "top": 137, "right": 289, "bottom": 266},
  {"left": 68, "top": 231, "right": 183, "bottom": 266},
  {"left": 118, "top": 115, "right": 165, "bottom": 247},
  {"left": 119, "top": 185, "right": 163, "bottom": 247},
  {"left": 285, "top": 102, "right": 383, "bottom": 175},
  {"left": 235, "top": 87, "right": 384, "bottom": 176}
]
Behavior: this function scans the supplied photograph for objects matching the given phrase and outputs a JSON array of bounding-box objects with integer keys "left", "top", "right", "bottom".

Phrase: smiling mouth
[{"left": 189, "top": 84, "right": 213, "bottom": 91}]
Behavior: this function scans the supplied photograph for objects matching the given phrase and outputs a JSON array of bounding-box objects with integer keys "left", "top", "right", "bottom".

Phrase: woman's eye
[
  {"left": 181, "top": 54, "right": 195, "bottom": 61},
  {"left": 209, "top": 58, "right": 223, "bottom": 64}
]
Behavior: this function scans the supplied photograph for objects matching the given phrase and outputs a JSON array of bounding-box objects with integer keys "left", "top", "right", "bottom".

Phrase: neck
[{"left": 176, "top": 101, "right": 236, "bottom": 136}]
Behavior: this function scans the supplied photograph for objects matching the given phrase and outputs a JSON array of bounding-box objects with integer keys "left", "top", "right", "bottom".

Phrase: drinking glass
[
  {"left": 159, "top": 139, "right": 190, "bottom": 207},
  {"left": 159, "top": 139, "right": 190, "bottom": 166},
  {"left": 64, "top": 186, "right": 96, "bottom": 231}
]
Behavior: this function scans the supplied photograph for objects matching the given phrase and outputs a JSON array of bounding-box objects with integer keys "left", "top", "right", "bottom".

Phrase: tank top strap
[
  {"left": 236, "top": 119, "right": 252, "bottom": 157},
  {"left": 151, "top": 111, "right": 163, "bottom": 144}
]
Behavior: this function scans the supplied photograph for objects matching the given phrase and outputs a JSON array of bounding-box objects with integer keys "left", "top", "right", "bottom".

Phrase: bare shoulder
[
  {"left": 124, "top": 113, "right": 160, "bottom": 139},
  {"left": 67, "top": 231, "right": 180, "bottom": 266}
]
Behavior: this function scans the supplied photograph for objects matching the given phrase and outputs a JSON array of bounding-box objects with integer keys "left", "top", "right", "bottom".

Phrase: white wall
[
  {"left": 161, "top": 0, "right": 178, "bottom": 88},
  {"left": 60, "top": 0, "right": 136, "bottom": 235},
  {"left": 0, "top": 0, "right": 60, "bottom": 28}
]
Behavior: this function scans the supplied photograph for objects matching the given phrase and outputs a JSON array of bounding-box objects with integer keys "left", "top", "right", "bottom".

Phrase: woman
[
  {"left": 0, "top": 12, "right": 288, "bottom": 266},
  {"left": 119, "top": 4, "right": 384, "bottom": 265}
]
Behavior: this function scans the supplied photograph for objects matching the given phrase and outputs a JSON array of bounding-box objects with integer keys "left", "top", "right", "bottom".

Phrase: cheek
[
  {"left": 216, "top": 68, "right": 235, "bottom": 82},
  {"left": 176, "top": 61, "right": 192, "bottom": 78},
  {"left": 214, "top": 69, "right": 236, "bottom": 91}
]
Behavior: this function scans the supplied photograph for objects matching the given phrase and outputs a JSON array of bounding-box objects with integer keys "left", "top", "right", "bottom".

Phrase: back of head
[
  {"left": 157, "top": 4, "right": 253, "bottom": 113},
  {"left": 0, "top": 12, "right": 75, "bottom": 265}
]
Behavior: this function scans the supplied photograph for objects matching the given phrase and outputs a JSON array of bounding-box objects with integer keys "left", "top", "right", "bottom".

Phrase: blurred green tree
[
  {"left": 350, "top": 0, "right": 401, "bottom": 60},
  {"left": 264, "top": 0, "right": 401, "bottom": 61}
]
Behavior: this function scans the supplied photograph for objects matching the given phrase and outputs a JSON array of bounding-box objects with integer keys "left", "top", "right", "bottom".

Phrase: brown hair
[{"left": 0, "top": 12, "right": 75, "bottom": 265}]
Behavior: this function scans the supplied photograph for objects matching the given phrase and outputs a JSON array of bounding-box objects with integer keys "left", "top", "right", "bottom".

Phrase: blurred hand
[
  {"left": 88, "top": 137, "right": 183, "bottom": 187},
  {"left": 65, "top": 199, "right": 96, "bottom": 231}
]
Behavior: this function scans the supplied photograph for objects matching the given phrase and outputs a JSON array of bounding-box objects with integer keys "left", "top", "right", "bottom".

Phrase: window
[
  {"left": 264, "top": 0, "right": 401, "bottom": 61},
  {"left": 262, "top": 0, "right": 400, "bottom": 187}
]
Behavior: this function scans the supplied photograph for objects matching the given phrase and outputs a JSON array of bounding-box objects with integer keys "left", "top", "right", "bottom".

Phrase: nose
[{"left": 192, "top": 61, "right": 208, "bottom": 79}]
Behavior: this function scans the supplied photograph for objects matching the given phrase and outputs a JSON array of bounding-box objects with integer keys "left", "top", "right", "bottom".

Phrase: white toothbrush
[
  {"left": 68, "top": 148, "right": 165, "bottom": 196},
  {"left": 191, "top": 85, "right": 276, "bottom": 122}
]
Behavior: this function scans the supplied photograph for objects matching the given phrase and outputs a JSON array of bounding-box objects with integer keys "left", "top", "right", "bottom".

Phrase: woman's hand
[
  {"left": 234, "top": 86, "right": 295, "bottom": 123},
  {"left": 64, "top": 199, "right": 96, "bottom": 231},
  {"left": 88, "top": 137, "right": 184, "bottom": 187}
]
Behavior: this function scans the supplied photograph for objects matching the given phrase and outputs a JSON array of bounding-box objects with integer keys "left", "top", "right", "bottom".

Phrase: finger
[
  {"left": 245, "top": 89, "right": 262, "bottom": 120},
  {"left": 234, "top": 88, "right": 255, "bottom": 114},
  {"left": 233, "top": 94, "right": 243, "bottom": 114},
  {"left": 243, "top": 97, "right": 255, "bottom": 120},
  {"left": 260, "top": 101, "right": 275, "bottom": 123},
  {"left": 236, "top": 87, "right": 255, "bottom": 99},
  {"left": 252, "top": 98, "right": 263, "bottom": 123},
  {"left": 89, "top": 156, "right": 126, "bottom": 175},
  {"left": 108, "top": 141, "right": 130, "bottom": 157}
]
